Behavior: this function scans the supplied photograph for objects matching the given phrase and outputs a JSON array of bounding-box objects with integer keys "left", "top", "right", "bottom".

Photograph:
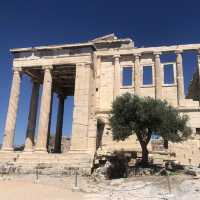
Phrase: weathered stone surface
[
  {"left": 184, "top": 166, "right": 200, "bottom": 176},
  {"left": 0, "top": 33, "right": 200, "bottom": 173},
  {"left": 24, "top": 81, "right": 40, "bottom": 151}
]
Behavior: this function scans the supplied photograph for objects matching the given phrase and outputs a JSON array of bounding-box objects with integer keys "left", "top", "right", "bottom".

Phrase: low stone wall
[
  {"left": 0, "top": 152, "right": 93, "bottom": 176},
  {"left": 0, "top": 162, "right": 91, "bottom": 176}
]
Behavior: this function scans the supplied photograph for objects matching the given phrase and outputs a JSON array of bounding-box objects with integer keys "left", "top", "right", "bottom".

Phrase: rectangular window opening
[
  {"left": 122, "top": 67, "right": 133, "bottom": 86},
  {"left": 143, "top": 65, "right": 153, "bottom": 85},
  {"left": 164, "top": 64, "right": 174, "bottom": 84},
  {"left": 196, "top": 128, "right": 200, "bottom": 135}
]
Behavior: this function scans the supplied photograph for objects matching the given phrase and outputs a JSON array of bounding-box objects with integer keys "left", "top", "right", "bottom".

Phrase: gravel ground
[{"left": 82, "top": 175, "right": 200, "bottom": 200}]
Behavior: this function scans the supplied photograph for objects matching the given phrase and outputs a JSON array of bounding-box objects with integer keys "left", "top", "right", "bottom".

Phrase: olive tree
[{"left": 109, "top": 93, "right": 192, "bottom": 166}]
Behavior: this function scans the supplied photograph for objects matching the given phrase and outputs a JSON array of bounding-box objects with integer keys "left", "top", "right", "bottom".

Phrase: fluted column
[
  {"left": 2, "top": 68, "right": 22, "bottom": 151},
  {"left": 54, "top": 94, "right": 65, "bottom": 153},
  {"left": 24, "top": 81, "right": 40, "bottom": 151},
  {"left": 113, "top": 55, "right": 121, "bottom": 99},
  {"left": 134, "top": 54, "right": 141, "bottom": 95},
  {"left": 35, "top": 65, "right": 53, "bottom": 152},
  {"left": 154, "top": 52, "right": 162, "bottom": 99},
  {"left": 175, "top": 50, "right": 185, "bottom": 104},
  {"left": 46, "top": 91, "right": 53, "bottom": 151}
]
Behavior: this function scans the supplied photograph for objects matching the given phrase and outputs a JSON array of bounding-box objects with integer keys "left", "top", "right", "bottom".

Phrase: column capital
[
  {"left": 76, "top": 62, "right": 85, "bottom": 67},
  {"left": 134, "top": 53, "right": 141, "bottom": 59},
  {"left": 13, "top": 67, "right": 22, "bottom": 73},
  {"left": 42, "top": 65, "right": 53, "bottom": 70},
  {"left": 175, "top": 49, "right": 183, "bottom": 54},
  {"left": 197, "top": 49, "right": 200, "bottom": 55},
  {"left": 113, "top": 55, "right": 120, "bottom": 60},
  {"left": 113, "top": 54, "right": 120, "bottom": 58},
  {"left": 76, "top": 62, "right": 91, "bottom": 68},
  {"left": 153, "top": 52, "right": 162, "bottom": 57}
]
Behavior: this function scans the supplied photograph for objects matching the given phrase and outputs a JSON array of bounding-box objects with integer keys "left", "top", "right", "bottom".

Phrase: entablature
[
  {"left": 13, "top": 54, "right": 92, "bottom": 68},
  {"left": 95, "top": 43, "right": 200, "bottom": 57}
]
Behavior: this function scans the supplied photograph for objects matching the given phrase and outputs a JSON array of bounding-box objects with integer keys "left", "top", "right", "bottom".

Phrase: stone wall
[{"left": 97, "top": 49, "right": 200, "bottom": 166}]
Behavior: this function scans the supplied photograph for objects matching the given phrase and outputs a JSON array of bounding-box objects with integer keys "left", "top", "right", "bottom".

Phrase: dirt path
[{"left": 0, "top": 179, "right": 82, "bottom": 200}]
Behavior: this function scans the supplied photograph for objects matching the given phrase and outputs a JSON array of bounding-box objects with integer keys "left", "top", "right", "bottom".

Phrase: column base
[
  {"left": 23, "top": 148, "right": 34, "bottom": 153},
  {"left": 1, "top": 147, "right": 14, "bottom": 152},
  {"left": 34, "top": 148, "right": 48, "bottom": 153}
]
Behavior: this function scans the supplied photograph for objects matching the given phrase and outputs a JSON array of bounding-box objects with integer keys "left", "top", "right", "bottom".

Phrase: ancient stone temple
[{"left": 0, "top": 34, "right": 200, "bottom": 173}]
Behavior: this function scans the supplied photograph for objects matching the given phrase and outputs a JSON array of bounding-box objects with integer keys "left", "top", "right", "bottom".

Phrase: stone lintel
[
  {"left": 10, "top": 42, "right": 95, "bottom": 53},
  {"left": 13, "top": 55, "right": 92, "bottom": 68},
  {"left": 96, "top": 44, "right": 200, "bottom": 57}
]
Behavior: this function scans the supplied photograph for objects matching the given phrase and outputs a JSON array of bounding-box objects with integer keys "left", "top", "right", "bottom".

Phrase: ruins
[{"left": 0, "top": 33, "right": 200, "bottom": 173}]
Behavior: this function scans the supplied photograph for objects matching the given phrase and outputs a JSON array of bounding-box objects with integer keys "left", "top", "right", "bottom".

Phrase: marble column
[
  {"left": 2, "top": 68, "right": 22, "bottom": 151},
  {"left": 54, "top": 94, "right": 65, "bottom": 153},
  {"left": 95, "top": 56, "right": 101, "bottom": 111},
  {"left": 35, "top": 65, "right": 53, "bottom": 152},
  {"left": 197, "top": 49, "right": 200, "bottom": 81},
  {"left": 154, "top": 52, "right": 162, "bottom": 99},
  {"left": 46, "top": 91, "right": 53, "bottom": 151},
  {"left": 134, "top": 54, "right": 141, "bottom": 95},
  {"left": 24, "top": 81, "right": 40, "bottom": 151},
  {"left": 113, "top": 55, "right": 121, "bottom": 99},
  {"left": 175, "top": 50, "right": 185, "bottom": 104},
  {"left": 87, "top": 116, "right": 98, "bottom": 152},
  {"left": 70, "top": 63, "right": 91, "bottom": 151}
]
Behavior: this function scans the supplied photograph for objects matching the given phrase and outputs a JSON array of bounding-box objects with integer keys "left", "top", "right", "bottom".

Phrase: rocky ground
[
  {"left": 82, "top": 175, "right": 200, "bottom": 200},
  {"left": 0, "top": 174, "right": 200, "bottom": 199}
]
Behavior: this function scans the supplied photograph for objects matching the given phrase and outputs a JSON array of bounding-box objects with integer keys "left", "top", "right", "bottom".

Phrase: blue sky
[{"left": 0, "top": 0, "right": 200, "bottom": 145}]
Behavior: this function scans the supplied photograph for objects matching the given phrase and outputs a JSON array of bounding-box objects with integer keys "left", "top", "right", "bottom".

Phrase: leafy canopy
[{"left": 109, "top": 93, "right": 192, "bottom": 142}]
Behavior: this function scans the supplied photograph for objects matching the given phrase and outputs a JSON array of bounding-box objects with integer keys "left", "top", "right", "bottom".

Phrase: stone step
[{"left": 0, "top": 152, "right": 93, "bottom": 168}]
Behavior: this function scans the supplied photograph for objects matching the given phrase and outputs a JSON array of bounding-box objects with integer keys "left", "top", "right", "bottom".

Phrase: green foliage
[
  {"left": 109, "top": 93, "right": 192, "bottom": 165},
  {"left": 109, "top": 93, "right": 191, "bottom": 142}
]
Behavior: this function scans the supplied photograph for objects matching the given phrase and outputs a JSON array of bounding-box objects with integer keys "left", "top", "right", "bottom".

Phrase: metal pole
[
  {"left": 166, "top": 172, "right": 171, "bottom": 194},
  {"left": 37, "top": 168, "right": 38, "bottom": 180},
  {"left": 72, "top": 168, "right": 80, "bottom": 191},
  {"left": 75, "top": 169, "right": 78, "bottom": 187}
]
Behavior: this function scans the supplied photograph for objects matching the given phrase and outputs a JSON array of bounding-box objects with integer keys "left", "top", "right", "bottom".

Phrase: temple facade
[{"left": 1, "top": 34, "right": 200, "bottom": 171}]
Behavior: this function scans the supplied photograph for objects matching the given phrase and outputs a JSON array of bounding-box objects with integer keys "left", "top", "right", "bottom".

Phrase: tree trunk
[
  {"left": 140, "top": 141, "right": 149, "bottom": 166},
  {"left": 136, "top": 131, "right": 151, "bottom": 167},
  {"left": 164, "top": 139, "right": 168, "bottom": 149}
]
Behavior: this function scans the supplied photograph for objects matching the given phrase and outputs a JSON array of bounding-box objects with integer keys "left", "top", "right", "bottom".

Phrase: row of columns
[
  {"left": 2, "top": 65, "right": 66, "bottom": 153},
  {"left": 113, "top": 51, "right": 187, "bottom": 104}
]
